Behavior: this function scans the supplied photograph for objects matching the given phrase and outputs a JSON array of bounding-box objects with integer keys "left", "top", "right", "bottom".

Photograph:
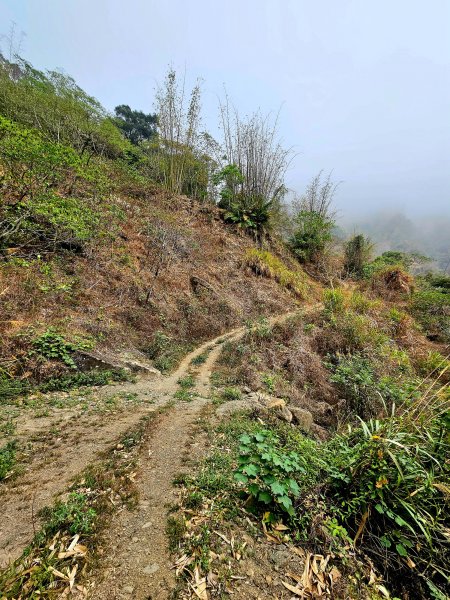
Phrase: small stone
[
  {"left": 143, "top": 563, "right": 160, "bottom": 575},
  {"left": 123, "top": 585, "right": 134, "bottom": 594},
  {"left": 142, "top": 521, "right": 153, "bottom": 529},
  {"left": 132, "top": 536, "right": 139, "bottom": 542},
  {"left": 266, "top": 397, "right": 286, "bottom": 409},
  {"left": 271, "top": 548, "right": 291, "bottom": 568},
  {"left": 290, "top": 407, "right": 314, "bottom": 432}
]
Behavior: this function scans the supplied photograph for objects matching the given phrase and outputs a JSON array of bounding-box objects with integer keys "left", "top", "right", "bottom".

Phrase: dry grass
[{"left": 1, "top": 192, "right": 299, "bottom": 383}]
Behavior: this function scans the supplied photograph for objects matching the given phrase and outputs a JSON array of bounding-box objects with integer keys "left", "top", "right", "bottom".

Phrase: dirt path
[
  {"left": 87, "top": 399, "right": 208, "bottom": 599},
  {"left": 86, "top": 310, "right": 300, "bottom": 599},
  {"left": 0, "top": 310, "right": 298, "bottom": 569}
]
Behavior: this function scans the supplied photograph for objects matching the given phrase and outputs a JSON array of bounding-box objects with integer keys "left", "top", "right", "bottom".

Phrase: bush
[
  {"left": 32, "top": 328, "right": 78, "bottom": 368},
  {"left": 411, "top": 289, "right": 450, "bottom": 342},
  {"left": 290, "top": 210, "right": 334, "bottom": 263},
  {"left": 328, "top": 353, "right": 412, "bottom": 418},
  {"left": 0, "top": 57, "right": 129, "bottom": 158},
  {"left": 0, "top": 116, "right": 100, "bottom": 251},
  {"left": 289, "top": 171, "right": 337, "bottom": 264},
  {"left": 344, "top": 234, "right": 373, "bottom": 277},
  {"left": 324, "top": 411, "right": 450, "bottom": 597},
  {"left": 323, "top": 288, "right": 345, "bottom": 314},
  {"left": 363, "top": 251, "right": 430, "bottom": 279}
]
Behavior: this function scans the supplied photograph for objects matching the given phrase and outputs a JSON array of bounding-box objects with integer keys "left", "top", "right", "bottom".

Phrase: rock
[
  {"left": 270, "top": 548, "right": 291, "bottom": 568},
  {"left": 123, "top": 586, "right": 134, "bottom": 594},
  {"left": 266, "top": 397, "right": 286, "bottom": 409},
  {"left": 142, "top": 521, "right": 153, "bottom": 529},
  {"left": 290, "top": 407, "right": 314, "bottom": 432},
  {"left": 310, "top": 423, "right": 329, "bottom": 441},
  {"left": 216, "top": 396, "right": 264, "bottom": 417},
  {"left": 312, "top": 401, "right": 333, "bottom": 418},
  {"left": 143, "top": 563, "right": 160, "bottom": 575},
  {"left": 277, "top": 405, "right": 293, "bottom": 423},
  {"left": 74, "top": 349, "right": 162, "bottom": 377}
]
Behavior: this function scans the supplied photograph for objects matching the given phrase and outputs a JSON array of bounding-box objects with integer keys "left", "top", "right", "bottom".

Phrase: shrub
[
  {"left": 289, "top": 171, "right": 337, "bottom": 264},
  {"left": 411, "top": 289, "right": 450, "bottom": 343},
  {"left": 32, "top": 328, "right": 78, "bottom": 368},
  {"left": 0, "top": 116, "right": 100, "bottom": 251},
  {"left": 323, "top": 288, "right": 345, "bottom": 314},
  {"left": 0, "top": 57, "right": 129, "bottom": 158},
  {"left": 328, "top": 353, "right": 412, "bottom": 418},
  {"left": 348, "top": 291, "right": 379, "bottom": 314},
  {"left": 290, "top": 210, "right": 334, "bottom": 263},
  {"left": 363, "top": 251, "right": 430, "bottom": 279},
  {"left": 344, "top": 234, "right": 373, "bottom": 277},
  {"left": 324, "top": 411, "right": 450, "bottom": 597}
]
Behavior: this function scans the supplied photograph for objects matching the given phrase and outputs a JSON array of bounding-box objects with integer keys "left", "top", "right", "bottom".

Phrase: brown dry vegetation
[{"left": 1, "top": 190, "right": 311, "bottom": 384}]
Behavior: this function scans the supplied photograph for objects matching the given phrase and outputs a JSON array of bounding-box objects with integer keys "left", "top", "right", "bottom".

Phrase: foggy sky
[{"left": 1, "top": 0, "right": 449, "bottom": 218}]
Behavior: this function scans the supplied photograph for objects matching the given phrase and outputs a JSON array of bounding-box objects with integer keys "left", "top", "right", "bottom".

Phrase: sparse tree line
[{"left": 0, "top": 44, "right": 441, "bottom": 279}]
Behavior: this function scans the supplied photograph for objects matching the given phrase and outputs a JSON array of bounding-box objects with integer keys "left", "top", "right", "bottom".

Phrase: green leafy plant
[
  {"left": 323, "top": 288, "right": 345, "bottom": 315},
  {"left": 234, "top": 429, "right": 303, "bottom": 516},
  {"left": 220, "top": 386, "right": 242, "bottom": 401},
  {"left": 39, "top": 492, "right": 97, "bottom": 538},
  {"left": 344, "top": 234, "right": 373, "bottom": 277},
  {"left": 31, "top": 328, "right": 77, "bottom": 368},
  {"left": 328, "top": 353, "right": 412, "bottom": 417},
  {"left": 290, "top": 210, "right": 334, "bottom": 263}
]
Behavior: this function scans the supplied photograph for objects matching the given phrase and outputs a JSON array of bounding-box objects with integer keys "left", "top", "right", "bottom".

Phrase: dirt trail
[
  {"left": 86, "top": 310, "right": 299, "bottom": 599},
  {"left": 0, "top": 310, "right": 298, "bottom": 569},
  {"left": 88, "top": 399, "right": 208, "bottom": 599}
]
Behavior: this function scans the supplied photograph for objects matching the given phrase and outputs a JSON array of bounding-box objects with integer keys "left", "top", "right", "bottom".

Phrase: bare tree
[
  {"left": 154, "top": 68, "right": 203, "bottom": 195},
  {"left": 218, "top": 94, "right": 293, "bottom": 206},
  {"left": 294, "top": 170, "right": 339, "bottom": 220}
]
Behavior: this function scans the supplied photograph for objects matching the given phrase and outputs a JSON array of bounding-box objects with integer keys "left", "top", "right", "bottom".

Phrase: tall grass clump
[
  {"left": 324, "top": 389, "right": 449, "bottom": 598},
  {"left": 245, "top": 248, "right": 307, "bottom": 299}
]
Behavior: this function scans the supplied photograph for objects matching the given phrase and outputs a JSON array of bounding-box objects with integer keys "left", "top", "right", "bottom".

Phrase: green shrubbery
[
  {"left": 327, "top": 353, "right": 415, "bottom": 418},
  {"left": 0, "top": 116, "right": 101, "bottom": 252},
  {"left": 234, "top": 429, "right": 304, "bottom": 516},
  {"left": 411, "top": 284, "right": 450, "bottom": 342},
  {"left": 225, "top": 405, "right": 449, "bottom": 598},
  {"left": 325, "top": 411, "right": 449, "bottom": 597},
  {"left": 0, "top": 369, "right": 129, "bottom": 403}
]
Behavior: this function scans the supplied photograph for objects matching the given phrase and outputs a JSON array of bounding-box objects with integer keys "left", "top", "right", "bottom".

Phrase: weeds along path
[{"left": 0, "top": 310, "right": 300, "bottom": 569}]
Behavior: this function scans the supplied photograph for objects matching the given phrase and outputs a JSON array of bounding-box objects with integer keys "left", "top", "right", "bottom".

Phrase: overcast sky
[{"left": 1, "top": 0, "right": 449, "bottom": 218}]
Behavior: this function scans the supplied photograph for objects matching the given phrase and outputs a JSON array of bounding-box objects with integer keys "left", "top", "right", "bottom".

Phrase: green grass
[
  {"left": 0, "top": 441, "right": 17, "bottom": 481},
  {"left": 174, "top": 374, "right": 197, "bottom": 402},
  {"left": 190, "top": 350, "right": 210, "bottom": 366},
  {"left": 0, "top": 368, "right": 131, "bottom": 404}
]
